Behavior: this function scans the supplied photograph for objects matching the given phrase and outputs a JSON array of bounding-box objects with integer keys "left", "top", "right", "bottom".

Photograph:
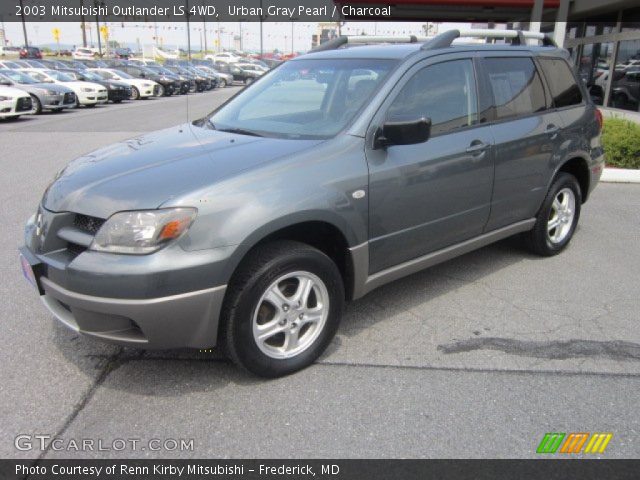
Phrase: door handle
[
  {"left": 466, "top": 141, "right": 489, "bottom": 154},
  {"left": 546, "top": 125, "right": 560, "bottom": 136}
]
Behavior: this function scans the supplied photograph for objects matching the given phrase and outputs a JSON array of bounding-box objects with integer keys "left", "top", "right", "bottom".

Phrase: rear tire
[
  {"left": 222, "top": 241, "right": 344, "bottom": 378},
  {"left": 524, "top": 172, "right": 582, "bottom": 256}
]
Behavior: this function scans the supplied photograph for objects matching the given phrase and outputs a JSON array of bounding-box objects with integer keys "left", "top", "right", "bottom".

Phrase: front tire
[
  {"left": 222, "top": 241, "right": 344, "bottom": 378},
  {"left": 219, "top": 79, "right": 226, "bottom": 88},
  {"left": 130, "top": 86, "right": 140, "bottom": 100},
  {"left": 524, "top": 172, "right": 582, "bottom": 256},
  {"left": 31, "top": 95, "right": 42, "bottom": 114}
]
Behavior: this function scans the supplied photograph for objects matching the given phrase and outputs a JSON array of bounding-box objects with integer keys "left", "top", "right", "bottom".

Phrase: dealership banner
[
  {"left": 3, "top": 459, "right": 640, "bottom": 479},
  {"left": 1, "top": 0, "right": 398, "bottom": 22}
]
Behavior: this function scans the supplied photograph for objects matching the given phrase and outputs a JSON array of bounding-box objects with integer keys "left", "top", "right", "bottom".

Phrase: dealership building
[{"left": 341, "top": 0, "right": 640, "bottom": 113}]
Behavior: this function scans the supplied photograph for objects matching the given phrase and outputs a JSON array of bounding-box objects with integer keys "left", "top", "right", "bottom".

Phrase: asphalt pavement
[{"left": 1, "top": 89, "right": 639, "bottom": 459}]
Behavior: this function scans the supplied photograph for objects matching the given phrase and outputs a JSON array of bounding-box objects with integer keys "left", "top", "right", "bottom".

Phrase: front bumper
[
  {"left": 39, "top": 275, "right": 226, "bottom": 348},
  {"left": 41, "top": 92, "right": 76, "bottom": 109},
  {"left": 21, "top": 211, "right": 230, "bottom": 349},
  {"left": 107, "top": 88, "right": 131, "bottom": 102}
]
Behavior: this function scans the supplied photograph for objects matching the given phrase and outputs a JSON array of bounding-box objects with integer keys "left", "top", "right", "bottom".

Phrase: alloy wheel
[
  {"left": 547, "top": 187, "right": 576, "bottom": 244},
  {"left": 252, "top": 271, "right": 329, "bottom": 359}
]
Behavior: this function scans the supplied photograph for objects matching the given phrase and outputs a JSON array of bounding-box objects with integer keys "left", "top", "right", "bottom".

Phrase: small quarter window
[{"left": 539, "top": 58, "right": 583, "bottom": 108}]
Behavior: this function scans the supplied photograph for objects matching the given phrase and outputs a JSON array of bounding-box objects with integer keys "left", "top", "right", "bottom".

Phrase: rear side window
[
  {"left": 539, "top": 58, "right": 583, "bottom": 107},
  {"left": 483, "top": 57, "right": 547, "bottom": 120}
]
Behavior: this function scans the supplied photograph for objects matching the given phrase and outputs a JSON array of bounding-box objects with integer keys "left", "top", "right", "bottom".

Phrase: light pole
[
  {"left": 80, "top": 0, "right": 87, "bottom": 47},
  {"left": 19, "top": 0, "right": 29, "bottom": 47}
]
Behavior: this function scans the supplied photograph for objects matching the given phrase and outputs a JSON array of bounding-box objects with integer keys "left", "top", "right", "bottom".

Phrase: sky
[{"left": 1, "top": 21, "right": 470, "bottom": 53}]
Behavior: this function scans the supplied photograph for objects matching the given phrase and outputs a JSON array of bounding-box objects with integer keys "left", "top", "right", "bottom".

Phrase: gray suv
[{"left": 20, "top": 30, "right": 604, "bottom": 377}]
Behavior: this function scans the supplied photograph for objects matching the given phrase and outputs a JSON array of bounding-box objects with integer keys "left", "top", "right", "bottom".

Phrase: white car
[
  {"left": 0, "top": 85, "right": 34, "bottom": 120},
  {"left": 204, "top": 52, "right": 241, "bottom": 63},
  {"left": 73, "top": 47, "right": 100, "bottom": 60},
  {"left": 20, "top": 68, "right": 107, "bottom": 107},
  {"left": 89, "top": 68, "right": 160, "bottom": 100}
]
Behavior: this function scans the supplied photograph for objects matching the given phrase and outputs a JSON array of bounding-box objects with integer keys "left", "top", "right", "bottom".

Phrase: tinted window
[
  {"left": 387, "top": 59, "right": 478, "bottom": 136},
  {"left": 484, "top": 57, "right": 546, "bottom": 119},
  {"left": 539, "top": 58, "right": 583, "bottom": 107}
]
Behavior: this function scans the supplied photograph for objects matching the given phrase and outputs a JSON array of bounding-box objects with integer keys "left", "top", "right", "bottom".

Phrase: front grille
[
  {"left": 64, "top": 92, "right": 75, "bottom": 104},
  {"left": 73, "top": 214, "right": 105, "bottom": 235},
  {"left": 17, "top": 97, "right": 32, "bottom": 112}
]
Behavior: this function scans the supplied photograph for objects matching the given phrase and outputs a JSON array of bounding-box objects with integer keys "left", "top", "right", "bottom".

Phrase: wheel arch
[
  {"left": 555, "top": 156, "right": 591, "bottom": 203},
  {"left": 224, "top": 215, "right": 360, "bottom": 303}
]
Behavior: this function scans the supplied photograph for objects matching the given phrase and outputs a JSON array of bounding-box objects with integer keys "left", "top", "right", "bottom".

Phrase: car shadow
[{"left": 50, "top": 235, "right": 544, "bottom": 395}]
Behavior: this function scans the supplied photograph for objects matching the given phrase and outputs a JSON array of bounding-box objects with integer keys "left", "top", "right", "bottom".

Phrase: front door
[{"left": 366, "top": 57, "right": 495, "bottom": 274}]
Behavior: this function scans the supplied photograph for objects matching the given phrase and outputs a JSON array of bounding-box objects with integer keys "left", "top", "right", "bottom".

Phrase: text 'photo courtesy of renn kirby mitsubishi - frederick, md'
[{"left": 1, "top": 0, "right": 640, "bottom": 477}]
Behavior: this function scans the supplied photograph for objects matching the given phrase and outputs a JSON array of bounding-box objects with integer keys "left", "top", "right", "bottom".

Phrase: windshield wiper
[{"left": 210, "top": 122, "right": 263, "bottom": 137}]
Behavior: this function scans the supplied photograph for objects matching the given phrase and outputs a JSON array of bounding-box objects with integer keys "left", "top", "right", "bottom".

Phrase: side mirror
[
  {"left": 375, "top": 117, "right": 432, "bottom": 149},
  {"left": 0, "top": 80, "right": 11, "bottom": 86}
]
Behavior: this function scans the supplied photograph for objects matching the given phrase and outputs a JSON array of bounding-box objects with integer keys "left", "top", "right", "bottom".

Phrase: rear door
[
  {"left": 480, "top": 55, "right": 564, "bottom": 231},
  {"left": 365, "top": 55, "right": 495, "bottom": 273}
]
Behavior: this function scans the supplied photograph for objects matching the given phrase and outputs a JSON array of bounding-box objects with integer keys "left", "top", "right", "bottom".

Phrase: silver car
[{"left": 0, "top": 69, "right": 76, "bottom": 113}]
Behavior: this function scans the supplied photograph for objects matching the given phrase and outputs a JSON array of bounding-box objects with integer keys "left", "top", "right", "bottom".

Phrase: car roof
[{"left": 299, "top": 43, "right": 565, "bottom": 61}]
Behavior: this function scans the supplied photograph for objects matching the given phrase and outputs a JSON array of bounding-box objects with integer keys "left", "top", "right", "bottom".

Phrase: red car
[{"left": 19, "top": 47, "right": 42, "bottom": 59}]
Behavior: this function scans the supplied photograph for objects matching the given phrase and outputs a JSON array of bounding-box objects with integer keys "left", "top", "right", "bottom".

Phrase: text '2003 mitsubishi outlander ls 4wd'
[{"left": 20, "top": 30, "right": 604, "bottom": 377}]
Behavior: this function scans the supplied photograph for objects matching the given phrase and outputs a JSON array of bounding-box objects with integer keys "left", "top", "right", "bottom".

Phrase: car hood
[
  {"left": 28, "top": 82, "right": 74, "bottom": 94},
  {"left": 62, "top": 81, "right": 106, "bottom": 91},
  {"left": 42, "top": 123, "right": 323, "bottom": 218},
  {"left": 0, "top": 85, "right": 30, "bottom": 97}
]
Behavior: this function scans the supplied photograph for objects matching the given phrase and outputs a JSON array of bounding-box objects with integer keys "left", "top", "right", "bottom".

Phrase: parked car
[
  {"left": 39, "top": 59, "right": 71, "bottom": 70},
  {"left": 113, "top": 47, "right": 132, "bottom": 59},
  {"left": 611, "top": 67, "right": 640, "bottom": 110},
  {"left": 16, "top": 59, "right": 47, "bottom": 68},
  {"left": 20, "top": 68, "right": 107, "bottom": 107},
  {"left": 89, "top": 68, "right": 160, "bottom": 99},
  {"left": 117, "top": 64, "right": 179, "bottom": 96},
  {"left": 0, "top": 69, "right": 76, "bottom": 114},
  {"left": 58, "top": 68, "right": 131, "bottom": 103},
  {"left": 205, "top": 52, "right": 241, "bottom": 63},
  {"left": 165, "top": 65, "right": 210, "bottom": 92},
  {"left": 76, "top": 59, "right": 109, "bottom": 69},
  {"left": 19, "top": 46, "right": 42, "bottom": 59},
  {"left": 0, "top": 69, "right": 76, "bottom": 113},
  {"left": 0, "top": 60, "right": 22, "bottom": 69},
  {"left": 73, "top": 47, "right": 100, "bottom": 60},
  {"left": 144, "top": 64, "right": 191, "bottom": 94},
  {"left": 195, "top": 65, "right": 231, "bottom": 87},
  {"left": 1, "top": 46, "right": 21, "bottom": 56},
  {"left": 19, "top": 30, "right": 604, "bottom": 377},
  {"left": 0, "top": 84, "right": 33, "bottom": 119},
  {"left": 215, "top": 62, "right": 260, "bottom": 84}
]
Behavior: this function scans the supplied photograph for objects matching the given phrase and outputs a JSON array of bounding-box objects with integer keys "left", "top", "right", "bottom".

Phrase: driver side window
[{"left": 387, "top": 59, "right": 478, "bottom": 137}]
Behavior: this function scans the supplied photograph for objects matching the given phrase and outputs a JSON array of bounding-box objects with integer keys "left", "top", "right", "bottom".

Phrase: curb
[{"left": 600, "top": 168, "right": 640, "bottom": 184}]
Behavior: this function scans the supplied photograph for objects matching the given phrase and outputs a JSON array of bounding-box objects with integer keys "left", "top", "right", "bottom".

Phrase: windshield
[
  {"left": 82, "top": 71, "right": 104, "bottom": 82},
  {"left": 0, "top": 69, "right": 37, "bottom": 84},
  {"left": 45, "top": 70, "right": 74, "bottom": 82},
  {"left": 109, "top": 69, "right": 133, "bottom": 79},
  {"left": 207, "top": 58, "right": 396, "bottom": 140}
]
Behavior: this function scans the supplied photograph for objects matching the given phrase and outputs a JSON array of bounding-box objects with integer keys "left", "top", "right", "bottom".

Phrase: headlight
[
  {"left": 90, "top": 208, "right": 197, "bottom": 254},
  {"left": 143, "top": 83, "right": 153, "bottom": 87},
  {"left": 81, "top": 87, "right": 94, "bottom": 92},
  {"left": 45, "top": 90, "right": 59, "bottom": 95}
]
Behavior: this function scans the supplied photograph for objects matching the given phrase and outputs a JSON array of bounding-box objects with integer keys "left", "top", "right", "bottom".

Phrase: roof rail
[
  {"left": 311, "top": 29, "right": 557, "bottom": 53},
  {"left": 421, "top": 29, "right": 557, "bottom": 50},
  {"left": 311, "top": 34, "right": 428, "bottom": 52}
]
